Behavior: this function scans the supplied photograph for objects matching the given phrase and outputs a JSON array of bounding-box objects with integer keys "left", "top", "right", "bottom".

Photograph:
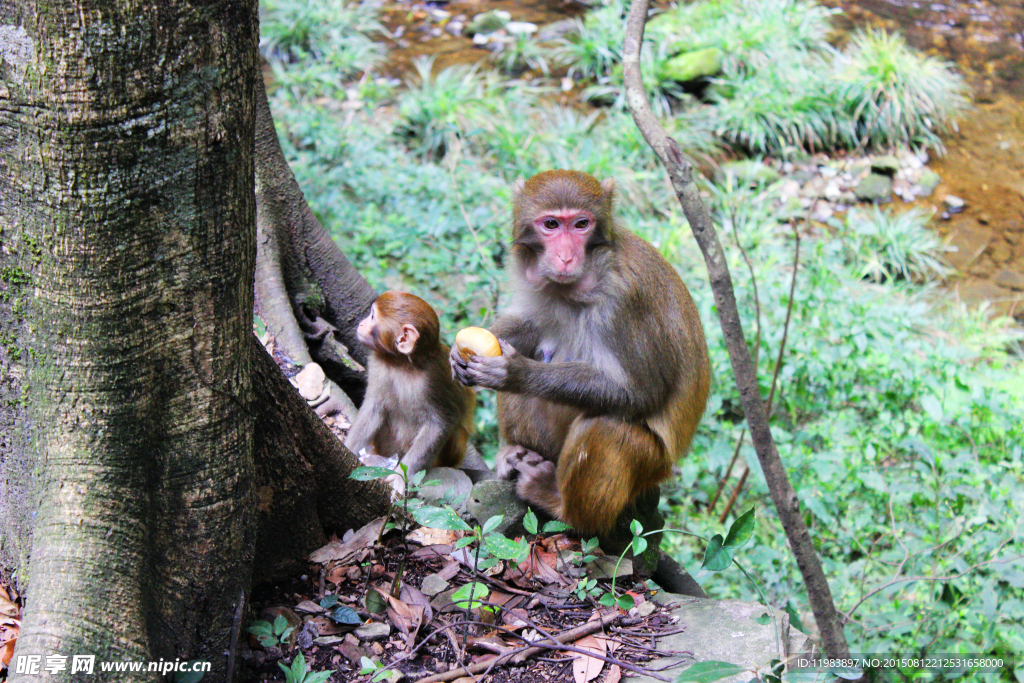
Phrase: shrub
[
  {"left": 842, "top": 206, "right": 953, "bottom": 283},
  {"left": 835, "top": 30, "right": 970, "bottom": 152},
  {"left": 260, "top": 0, "right": 385, "bottom": 77}
]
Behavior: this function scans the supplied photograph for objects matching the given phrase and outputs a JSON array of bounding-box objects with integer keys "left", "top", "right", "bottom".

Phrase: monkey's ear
[
  {"left": 396, "top": 323, "right": 420, "bottom": 356},
  {"left": 601, "top": 178, "right": 616, "bottom": 198},
  {"left": 512, "top": 177, "right": 526, "bottom": 198}
]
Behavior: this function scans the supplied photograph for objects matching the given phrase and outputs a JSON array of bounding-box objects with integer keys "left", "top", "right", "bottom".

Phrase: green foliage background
[{"left": 260, "top": 0, "right": 1024, "bottom": 678}]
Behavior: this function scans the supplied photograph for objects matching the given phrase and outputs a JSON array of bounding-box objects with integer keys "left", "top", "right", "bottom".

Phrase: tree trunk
[
  {"left": 254, "top": 76, "right": 378, "bottom": 407},
  {"left": 0, "top": 1, "right": 391, "bottom": 680}
]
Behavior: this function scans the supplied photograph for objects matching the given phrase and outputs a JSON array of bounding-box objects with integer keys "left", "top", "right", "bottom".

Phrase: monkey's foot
[
  {"left": 514, "top": 452, "right": 561, "bottom": 518},
  {"left": 495, "top": 444, "right": 533, "bottom": 480}
]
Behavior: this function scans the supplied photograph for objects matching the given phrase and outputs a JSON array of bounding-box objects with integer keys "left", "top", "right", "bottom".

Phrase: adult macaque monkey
[
  {"left": 346, "top": 291, "right": 475, "bottom": 476},
  {"left": 451, "top": 170, "right": 710, "bottom": 534}
]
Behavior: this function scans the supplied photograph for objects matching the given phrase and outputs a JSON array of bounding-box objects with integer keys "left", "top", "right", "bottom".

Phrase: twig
[{"left": 621, "top": 0, "right": 851, "bottom": 660}]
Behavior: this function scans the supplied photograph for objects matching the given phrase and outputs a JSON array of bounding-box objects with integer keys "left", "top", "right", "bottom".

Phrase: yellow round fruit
[{"left": 455, "top": 327, "right": 502, "bottom": 360}]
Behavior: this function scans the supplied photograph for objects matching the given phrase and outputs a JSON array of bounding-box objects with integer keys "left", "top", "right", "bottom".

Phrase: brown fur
[
  {"left": 346, "top": 291, "right": 475, "bottom": 474},
  {"left": 493, "top": 170, "right": 711, "bottom": 534}
]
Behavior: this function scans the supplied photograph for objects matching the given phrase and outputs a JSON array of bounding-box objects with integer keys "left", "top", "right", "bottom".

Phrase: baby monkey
[{"left": 345, "top": 291, "right": 475, "bottom": 476}]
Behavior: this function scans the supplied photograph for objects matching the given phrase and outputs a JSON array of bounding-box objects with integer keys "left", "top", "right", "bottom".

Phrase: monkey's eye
[
  {"left": 575, "top": 218, "right": 590, "bottom": 229},
  {"left": 543, "top": 218, "right": 559, "bottom": 230}
]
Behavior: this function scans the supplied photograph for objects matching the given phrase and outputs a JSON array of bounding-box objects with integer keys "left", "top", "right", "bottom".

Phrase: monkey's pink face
[
  {"left": 356, "top": 305, "right": 377, "bottom": 347},
  {"left": 533, "top": 209, "right": 595, "bottom": 283}
]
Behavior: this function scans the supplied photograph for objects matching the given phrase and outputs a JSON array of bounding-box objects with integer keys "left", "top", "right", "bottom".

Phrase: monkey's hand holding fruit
[{"left": 449, "top": 338, "right": 525, "bottom": 390}]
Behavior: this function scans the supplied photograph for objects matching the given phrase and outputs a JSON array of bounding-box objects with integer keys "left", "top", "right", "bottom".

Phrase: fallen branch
[
  {"left": 620, "top": 0, "right": 851, "bottom": 662},
  {"left": 415, "top": 611, "right": 669, "bottom": 683}
]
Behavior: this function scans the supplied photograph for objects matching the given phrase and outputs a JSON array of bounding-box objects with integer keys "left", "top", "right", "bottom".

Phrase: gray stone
[
  {"left": 915, "top": 169, "right": 941, "bottom": 196},
  {"left": 943, "top": 194, "right": 966, "bottom": 212},
  {"left": 536, "top": 18, "right": 578, "bottom": 41},
  {"left": 466, "top": 479, "right": 528, "bottom": 536},
  {"left": 994, "top": 270, "right": 1024, "bottom": 291},
  {"left": 463, "top": 10, "right": 510, "bottom": 36},
  {"left": 420, "top": 573, "right": 450, "bottom": 597},
  {"left": 505, "top": 21, "right": 538, "bottom": 36},
  {"left": 429, "top": 587, "right": 458, "bottom": 613},
  {"left": 870, "top": 155, "right": 900, "bottom": 176},
  {"left": 418, "top": 467, "right": 473, "bottom": 513},
  {"left": 659, "top": 47, "right": 723, "bottom": 82},
  {"left": 854, "top": 173, "right": 892, "bottom": 203},
  {"left": 714, "top": 160, "right": 780, "bottom": 187},
  {"left": 631, "top": 596, "right": 818, "bottom": 683},
  {"left": 589, "top": 556, "right": 633, "bottom": 580},
  {"left": 355, "top": 622, "right": 391, "bottom": 642}
]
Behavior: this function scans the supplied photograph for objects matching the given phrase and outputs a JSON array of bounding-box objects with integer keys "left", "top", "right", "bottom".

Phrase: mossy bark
[{"left": 0, "top": 0, "right": 255, "bottom": 679}]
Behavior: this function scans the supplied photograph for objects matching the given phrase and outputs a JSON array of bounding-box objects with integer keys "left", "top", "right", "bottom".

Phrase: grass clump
[
  {"left": 842, "top": 206, "right": 953, "bottom": 283},
  {"left": 260, "top": 0, "right": 385, "bottom": 77},
  {"left": 836, "top": 29, "right": 970, "bottom": 152}
]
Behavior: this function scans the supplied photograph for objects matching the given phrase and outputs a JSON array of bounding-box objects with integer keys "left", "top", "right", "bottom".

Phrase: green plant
[
  {"left": 835, "top": 29, "right": 969, "bottom": 152},
  {"left": 492, "top": 33, "right": 551, "bottom": 76},
  {"left": 261, "top": 0, "right": 385, "bottom": 75},
  {"left": 278, "top": 652, "right": 333, "bottom": 683},
  {"left": 842, "top": 206, "right": 953, "bottom": 283},
  {"left": 395, "top": 57, "right": 493, "bottom": 158},
  {"left": 553, "top": 0, "right": 626, "bottom": 81},
  {"left": 247, "top": 614, "right": 295, "bottom": 649}
]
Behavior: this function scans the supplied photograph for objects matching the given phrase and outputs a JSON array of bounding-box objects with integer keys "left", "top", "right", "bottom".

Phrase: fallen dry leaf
[
  {"left": 436, "top": 561, "right": 461, "bottom": 582},
  {"left": 293, "top": 600, "right": 325, "bottom": 614},
  {"left": 399, "top": 584, "right": 433, "bottom": 624},
  {"left": 310, "top": 517, "right": 386, "bottom": 564},
  {"left": 0, "top": 597, "right": 17, "bottom": 620},
  {"left": 466, "top": 634, "right": 514, "bottom": 656},
  {"left": 1, "top": 638, "right": 14, "bottom": 668},
  {"left": 605, "top": 663, "right": 621, "bottom": 683},
  {"left": 406, "top": 527, "right": 459, "bottom": 546},
  {"left": 501, "top": 608, "right": 529, "bottom": 630},
  {"left": 381, "top": 592, "right": 425, "bottom": 645},
  {"left": 572, "top": 634, "right": 606, "bottom": 683}
]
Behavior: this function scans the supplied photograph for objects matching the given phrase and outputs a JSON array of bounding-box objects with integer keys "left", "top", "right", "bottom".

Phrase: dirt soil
[{"left": 374, "top": 0, "right": 1024, "bottom": 320}]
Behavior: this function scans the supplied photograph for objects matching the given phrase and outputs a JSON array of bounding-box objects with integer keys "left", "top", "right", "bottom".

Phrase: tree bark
[
  {"left": 0, "top": 1, "right": 392, "bottom": 680},
  {"left": 620, "top": 0, "right": 852, "bottom": 661},
  {"left": 254, "top": 75, "right": 377, "bottom": 407}
]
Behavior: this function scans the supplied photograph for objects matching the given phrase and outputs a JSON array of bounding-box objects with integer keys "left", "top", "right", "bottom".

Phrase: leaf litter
[{"left": 245, "top": 516, "right": 688, "bottom": 683}]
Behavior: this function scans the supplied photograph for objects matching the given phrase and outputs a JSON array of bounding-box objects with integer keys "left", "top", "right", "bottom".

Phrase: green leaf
[
  {"left": 175, "top": 663, "right": 206, "bottom": 683},
  {"left": 723, "top": 507, "right": 755, "bottom": 550},
  {"left": 486, "top": 535, "right": 527, "bottom": 560},
  {"left": 413, "top": 506, "right": 472, "bottom": 531},
  {"left": 617, "top": 594, "right": 635, "bottom": 610},
  {"left": 630, "top": 519, "right": 644, "bottom": 536},
  {"left": 350, "top": 466, "right": 396, "bottom": 481},
  {"left": 306, "top": 672, "right": 333, "bottom": 683},
  {"left": 273, "top": 613, "right": 290, "bottom": 635},
  {"left": 920, "top": 393, "right": 943, "bottom": 422},
  {"left": 482, "top": 515, "right": 504, "bottom": 535},
  {"left": 320, "top": 595, "right": 339, "bottom": 609},
  {"left": 675, "top": 660, "right": 748, "bottom": 682},
  {"left": 582, "top": 537, "right": 599, "bottom": 552},
  {"left": 542, "top": 520, "right": 572, "bottom": 533},
  {"left": 701, "top": 533, "right": 731, "bottom": 571},
  {"left": 830, "top": 667, "right": 865, "bottom": 680},
  {"left": 247, "top": 621, "right": 273, "bottom": 637},
  {"left": 365, "top": 588, "right": 388, "bottom": 614},
  {"left": 411, "top": 470, "right": 427, "bottom": 486},
  {"left": 452, "top": 582, "right": 489, "bottom": 609},
  {"left": 329, "top": 605, "right": 362, "bottom": 625},
  {"left": 359, "top": 657, "right": 378, "bottom": 675},
  {"left": 755, "top": 613, "right": 771, "bottom": 625},
  {"left": 632, "top": 537, "right": 648, "bottom": 556},
  {"left": 524, "top": 509, "right": 538, "bottom": 534},
  {"left": 598, "top": 592, "right": 616, "bottom": 607}
]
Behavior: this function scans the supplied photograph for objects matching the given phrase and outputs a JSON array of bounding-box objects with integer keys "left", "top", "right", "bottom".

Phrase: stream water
[{"left": 373, "top": 0, "right": 1024, "bottom": 319}]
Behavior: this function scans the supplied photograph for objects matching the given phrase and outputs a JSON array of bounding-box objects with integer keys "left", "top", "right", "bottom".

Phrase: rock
[
  {"left": 463, "top": 10, "right": 509, "bottom": 36},
  {"left": 535, "top": 18, "right": 578, "bottom": 41},
  {"left": 994, "top": 270, "right": 1024, "bottom": 291},
  {"left": 839, "top": 191, "right": 858, "bottom": 204},
  {"left": 915, "top": 169, "right": 941, "bottom": 197},
  {"left": 429, "top": 587, "right": 458, "bottom": 613},
  {"left": 870, "top": 155, "right": 900, "bottom": 176},
  {"left": 471, "top": 32, "right": 491, "bottom": 46},
  {"left": 505, "top": 21, "right": 538, "bottom": 36},
  {"left": 420, "top": 573, "right": 450, "bottom": 597},
  {"left": 418, "top": 467, "right": 473, "bottom": 512},
  {"left": 589, "top": 555, "right": 633, "bottom": 580},
  {"left": 294, "top": 362, "right": 326, "bottom": 401},
  {"left": 977, "top": 213, "right": 992, "bottom": 225},
  {"left": 466, "top": 479, "right": 528, "bottom": 536},
  {"left": 659, "top": 47, "right": 723, "bottom": 82},
  {"left": 630, "top": 596, "right": 816, "bottom": 683},
  {"left": 811, "top": 201, "right": 833, "bottom": 223},
  {"left": 713, "top": 160, "right": 780, "bottom": 187},
  {"left": 355, "top": 622, "right": 391, "bottom": 642},
  {"left": 943, "top": 194, "right": 965, "bottom": 213},
  {"left": 823, "top": 182, "right": 842, "bottom": 202},
  {"left": 854, "top": 173, "right": 892, "bottom": 203},
  {"left": 636, "top": 601, "right": 657, "bottom": 617}
]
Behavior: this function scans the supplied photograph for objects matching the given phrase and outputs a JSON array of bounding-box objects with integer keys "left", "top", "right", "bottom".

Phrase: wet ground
[{"left": 373, "top": 0, "right": 1024, "bottom": 319}]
